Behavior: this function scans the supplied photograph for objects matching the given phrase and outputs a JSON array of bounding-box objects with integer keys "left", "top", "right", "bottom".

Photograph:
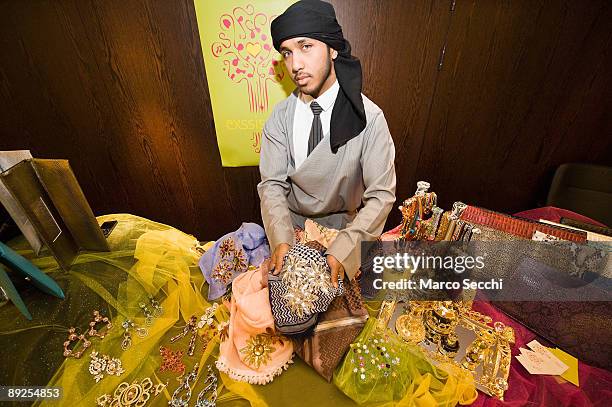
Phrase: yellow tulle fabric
[{"left": 0, "top": 214, "right": 478, "bottom": 406}]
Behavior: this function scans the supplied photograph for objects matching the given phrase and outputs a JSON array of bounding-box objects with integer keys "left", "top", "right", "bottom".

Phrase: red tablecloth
[{"left": 514, "top": 206, "right": 608, "bottom": 228}]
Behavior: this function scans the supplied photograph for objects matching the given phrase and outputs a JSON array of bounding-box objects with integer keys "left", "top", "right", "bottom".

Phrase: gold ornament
[
  {"left": 395, "top": 303, "right": 426, "bottom": 344},
  {"left": 380, "top": 299, "right": 514, "bottom": 400},
  {"left": 87, "top": 310, "right": 113, "bottom": 339},
  {"left": 96, "top": 377, "right": 167, "bottom": 407},
  {"left": 62, "top": 327, "right": 91, "bottom": 359},
  {"left": 240, "top": 333, "right": 277, "bottom": 369},
  {"left": 88, "top": 351, "right": 125, "bottom": 382}
]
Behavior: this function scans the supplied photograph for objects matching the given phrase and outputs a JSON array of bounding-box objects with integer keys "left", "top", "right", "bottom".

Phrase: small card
[
  {"left": 516, "top": 354, "right": 545, "bottom": 375},
  {"left": 515, "top": 341, "right": 569, "bottom": 376},
  {"left": 527, "top": 340, "right": 569, "bottom": 375},
  {"left": 518, "top": 347, "right": 547, "bottom": 365}
]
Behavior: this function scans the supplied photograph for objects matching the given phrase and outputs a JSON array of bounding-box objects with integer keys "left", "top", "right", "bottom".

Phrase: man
[{"left": 258, "top": 0, "right": 396, "bottom": 287}]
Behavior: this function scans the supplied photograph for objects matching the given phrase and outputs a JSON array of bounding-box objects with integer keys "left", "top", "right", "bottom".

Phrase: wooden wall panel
[
  {"left": 415, "top": 0, "right": 612, "bottom": 214},
  {"left": 0, "top": 0, "right": 610, "bottom": 242},
  {"left": 330, "top": 0, "right": 455, "bottom": 226}
]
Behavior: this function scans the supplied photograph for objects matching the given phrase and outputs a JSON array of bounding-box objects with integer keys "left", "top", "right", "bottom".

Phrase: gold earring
[
  {"left": 63, "top": 327, "right": 91, "bottom": 358},
  {"left": 88, "top": 310, "right": 113, "bottom": 339},
  {"left": 139, "top": 302, "right": 154, "bottom": 326},
  {"left": 149, "top": 296, "right": 163, "bottom": 317},
  {"left": 88, "top": 351, "right": 125, "bottom": 382}
]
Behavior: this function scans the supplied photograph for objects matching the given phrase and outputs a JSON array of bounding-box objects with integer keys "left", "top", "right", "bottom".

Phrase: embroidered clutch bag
[{"left": 269, "top": 244, "right": 344, "bottom": 335}]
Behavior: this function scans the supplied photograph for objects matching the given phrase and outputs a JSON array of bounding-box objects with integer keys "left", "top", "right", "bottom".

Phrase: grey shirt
[{"left": 258, "top": 88, "right": 396, "bottom": 279}]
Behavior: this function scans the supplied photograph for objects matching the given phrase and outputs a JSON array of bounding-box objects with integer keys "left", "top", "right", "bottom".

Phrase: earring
[
  {"left": 159, "top": 346, "right": 186, "bottom": 375},
  {"left": 121, "top": 319, "right": 148, "bottom": 350},
  {"left": 197, "top": 303, "right": 219, "bottom": 330},
  {"left": 197, "top": 304, "right": 219, "bottom": 350},
  {"left": 88, "top": 351, "right": 125, "bottom": 382},
  {"left": 195, "top": 365, "right": 218, "bottom": 407},
  {"left": 187, "top": 326, "right": 198, "bottom": 356},
  {"left": 169, "top": 363, "right": 199, "bottom": 407},
  {"left": 149, "top": 296, "right": 163, "bottom": 317},
  {"left": 121, "top": 324, "right": 132, "bottom": 351},
  {"left": 63, "top": 327, "right": 92, "bottom": 358},
  {"left": 170, "top": 315, "right": 198, "bottom": 356},
  {"left": 87, "top": 310, "right": 113, "bottom": 339},
  {"left": 139, "top": 302, "right": 154, "bottom": 326}
]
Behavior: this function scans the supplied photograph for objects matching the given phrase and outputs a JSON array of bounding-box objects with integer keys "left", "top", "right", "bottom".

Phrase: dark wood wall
[{"left": 0, "top": 0, "right": 610, "bottom": 240}]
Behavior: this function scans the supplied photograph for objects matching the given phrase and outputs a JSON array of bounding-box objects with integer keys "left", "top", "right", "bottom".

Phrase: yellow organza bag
[{"left": 333, "top": 317, "right": 478, "bottom": 406}]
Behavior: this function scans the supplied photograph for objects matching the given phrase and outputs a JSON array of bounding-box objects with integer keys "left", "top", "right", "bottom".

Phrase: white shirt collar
[{"left": 299, "top": 79, "right": 340, "bottom": 112}]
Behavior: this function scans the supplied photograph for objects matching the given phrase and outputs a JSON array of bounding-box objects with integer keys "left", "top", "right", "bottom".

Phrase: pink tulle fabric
[{"left": 470, "top": 300, "right": 612, "bottom": 406}]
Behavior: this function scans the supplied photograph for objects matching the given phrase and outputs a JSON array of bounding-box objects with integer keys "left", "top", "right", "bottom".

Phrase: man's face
[{"left": 279, "top": 37, "right": 335, "bottom": 97}]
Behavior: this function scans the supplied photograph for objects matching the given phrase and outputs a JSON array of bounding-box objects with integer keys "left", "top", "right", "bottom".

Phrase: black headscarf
[{"left": 271, "top": 0, "right": 366, "bottom": 153}]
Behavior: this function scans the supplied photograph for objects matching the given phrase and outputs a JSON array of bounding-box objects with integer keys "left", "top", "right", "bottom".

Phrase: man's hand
[
  {"left": 326, "top": 254, "right": 345, "bottom": 288},
  {"left": 271, "top": 243, "right": 291, "bottom": 274}
]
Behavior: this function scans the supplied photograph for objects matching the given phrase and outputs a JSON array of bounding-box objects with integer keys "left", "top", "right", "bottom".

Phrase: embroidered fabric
[
  {"left": 216, "top": 266, "right": 293, "bottom": 385},
  {"left": 199, "top": 223, "right": 270, "bottom": 300}
]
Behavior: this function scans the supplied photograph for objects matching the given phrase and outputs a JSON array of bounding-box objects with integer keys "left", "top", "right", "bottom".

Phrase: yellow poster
[{"left": 194, "top": 0, "right": 296, "bottom": 167}]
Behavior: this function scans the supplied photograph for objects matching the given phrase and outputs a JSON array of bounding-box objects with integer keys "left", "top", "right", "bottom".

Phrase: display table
[{"left": 0, "top": 214, "right": 610, "bottom": 406}]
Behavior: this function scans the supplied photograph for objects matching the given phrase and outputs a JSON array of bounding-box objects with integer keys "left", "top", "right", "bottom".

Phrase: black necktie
[{"left": 308, "top": 101, "right": 324, "bottom": 156}]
